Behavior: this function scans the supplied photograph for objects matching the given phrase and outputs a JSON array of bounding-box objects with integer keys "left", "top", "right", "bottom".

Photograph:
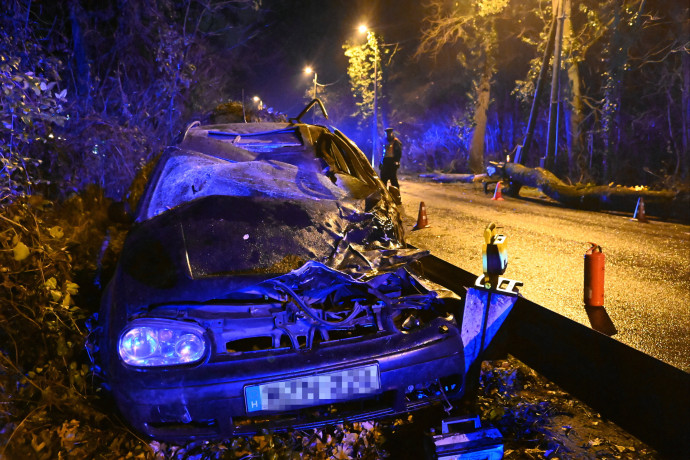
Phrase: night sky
[{"left": 244, "top": 0, "right": 427, "bottom": 115}]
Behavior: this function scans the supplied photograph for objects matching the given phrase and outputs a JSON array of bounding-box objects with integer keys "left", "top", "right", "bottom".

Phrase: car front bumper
[{"left": 109, "top": 318, "right": 465, "bottom": 441}]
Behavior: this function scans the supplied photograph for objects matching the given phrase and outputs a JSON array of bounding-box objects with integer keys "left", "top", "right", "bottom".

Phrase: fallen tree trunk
[
  {"left": 418, "top": 173, "right": 486, "bottom": 183},
  {"left": 495, "top": 162, "right": 689, "bottom": 218}
]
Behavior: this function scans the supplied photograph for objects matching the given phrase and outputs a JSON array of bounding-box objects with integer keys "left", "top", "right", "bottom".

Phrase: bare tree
[{"left": 417, "top": 0, "right": 509, "bottom": 173}]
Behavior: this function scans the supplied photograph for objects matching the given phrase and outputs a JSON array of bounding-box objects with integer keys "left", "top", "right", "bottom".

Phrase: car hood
[{"left": 114, "top": 193, "right": 404, "bottom": 315}]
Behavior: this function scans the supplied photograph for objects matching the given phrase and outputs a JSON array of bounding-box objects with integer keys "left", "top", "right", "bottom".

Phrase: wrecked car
[{"left": 97, "top": 102, "right": 469, "bottom": 441}]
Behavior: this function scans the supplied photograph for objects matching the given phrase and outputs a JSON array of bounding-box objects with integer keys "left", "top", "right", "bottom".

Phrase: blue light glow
[
  {"left": 120, "top": 327, "right": 158, "bottom": 361},
  {"left": 175, "top": 334, "right": 205, "bottom": 361},
  {"left": 118, "top": 320, "right": 207, "bottom": 367}
]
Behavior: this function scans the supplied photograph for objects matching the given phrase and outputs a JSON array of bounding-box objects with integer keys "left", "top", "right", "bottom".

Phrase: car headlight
[{"left": 118, "top": 319, "right": 208, "bottom": 367}]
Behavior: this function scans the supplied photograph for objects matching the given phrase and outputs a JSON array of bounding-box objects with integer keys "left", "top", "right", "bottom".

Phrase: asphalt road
[{"left": 397, "top": 177, "right": 690, "bottom": 373}]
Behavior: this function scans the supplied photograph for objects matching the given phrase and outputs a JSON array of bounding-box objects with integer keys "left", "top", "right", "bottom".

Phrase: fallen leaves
[
  {"left": 147, "top": 423, "right": 388, "bottom": 459},
  {"left": 477, "top": 357, "right": 658, "bottom": 459},
  {"left": 12, "top": 239, "right": 30, "bottom": 261},
  {"left": 0, "top": 193, "right": 134, "bottom": 460},
  {"left": 49, "top": 225, "right": 64, "bottom": 239}
]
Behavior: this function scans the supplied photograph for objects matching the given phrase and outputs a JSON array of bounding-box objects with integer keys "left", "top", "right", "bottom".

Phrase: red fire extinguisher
[{"left": 584, "top": 243, "right": 605, "bottom": 307}]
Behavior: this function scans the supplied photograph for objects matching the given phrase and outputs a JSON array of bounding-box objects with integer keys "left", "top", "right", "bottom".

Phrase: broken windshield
[
  {"left": 139, "top": 149, "right": 344, "bottom": 221},
  {"left": 137, "top": 124, "right": 350, "bottom": 221}
]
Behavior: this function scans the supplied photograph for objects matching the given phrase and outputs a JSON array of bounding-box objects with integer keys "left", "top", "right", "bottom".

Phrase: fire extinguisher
[{"left": 584, "top": 243, "right": 605, "bottom": 307}]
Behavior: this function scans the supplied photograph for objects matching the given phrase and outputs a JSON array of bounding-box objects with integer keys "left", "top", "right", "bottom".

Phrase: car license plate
[{"left": 244, "top": 363, "right": 380, "bottom": 413}]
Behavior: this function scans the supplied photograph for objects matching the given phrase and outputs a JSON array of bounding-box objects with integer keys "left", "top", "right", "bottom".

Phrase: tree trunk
[
  {"left": 495, "top": 162, "right": 686, "bottom": 218},
  {"left": 469, "top": 57, "right": 492, "bottom": 174},
  {"left": 69, "top": 0, "right": 90, "bottom": 97},
  {"left": 680, "top": 4, "right": 690, "bottom": 180},
  {"left": 418, "top": 173, "right": 483, "bottom": 183}
]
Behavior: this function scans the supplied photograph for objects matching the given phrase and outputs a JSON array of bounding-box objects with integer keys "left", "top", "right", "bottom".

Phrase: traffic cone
[
  {"left": 413, "top": 201, "right": 430, "bottom": 230},
  {"left": 632, "top": 197, "right": 649, "bottom": 223},
  {"left": 491, "top": 182, "right": 504, "bottom": 201}
]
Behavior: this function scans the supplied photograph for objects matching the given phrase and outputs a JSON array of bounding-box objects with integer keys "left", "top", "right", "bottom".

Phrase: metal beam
[
  {"left": 417, "top": 254, "right": 690, "bottom": 458},
  {"left": 497, "top": 296, "right": 689, "bottom": 459}
]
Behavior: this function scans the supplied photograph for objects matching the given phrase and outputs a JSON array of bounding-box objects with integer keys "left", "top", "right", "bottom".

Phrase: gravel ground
[{"left": 397, "top": 177, "right": 690, "bottom": 372}]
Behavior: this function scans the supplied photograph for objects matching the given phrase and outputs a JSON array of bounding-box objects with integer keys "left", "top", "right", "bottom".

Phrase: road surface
[{"left": 398, "top": 178, "right": 690, "bottom": 372}]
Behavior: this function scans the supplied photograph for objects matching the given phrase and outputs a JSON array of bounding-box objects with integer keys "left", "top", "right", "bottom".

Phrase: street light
[
  {"left": 252, "top": 95, "right": 263, "bottom": 111},
  {"left": 303, "top": 66, "right": 319, "bottom": 123},
  {"left": 303, "top": 66, "right": 318, "bottom": 100},
  {"left": 359, "top": 24, "right": 379, "bottom": 167}
]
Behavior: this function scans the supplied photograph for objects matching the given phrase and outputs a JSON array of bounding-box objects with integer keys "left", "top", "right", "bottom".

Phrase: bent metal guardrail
[{"left": 415, "top": 254, "right": 690, "bottom": 459}]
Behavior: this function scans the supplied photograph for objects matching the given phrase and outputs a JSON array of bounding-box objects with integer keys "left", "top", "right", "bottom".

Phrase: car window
[
  {"left": 316, "top": 132, "right": 374, "bottom": 179},
  {"left": 206, "top": 128, "right": 303, "bottom": 153},
  {"left": 180, "top": 126, "right": 306, "bottom": 163}
]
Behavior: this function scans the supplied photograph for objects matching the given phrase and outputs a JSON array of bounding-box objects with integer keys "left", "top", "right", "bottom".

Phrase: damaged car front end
[{"left": 98, "top": 105, "right": 468, "bottom": 441}]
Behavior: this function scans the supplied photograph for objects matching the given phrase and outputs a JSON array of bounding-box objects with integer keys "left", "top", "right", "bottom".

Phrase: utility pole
[
  {"left": 304, "top": 67, "right": 319, "bottom": 123},
  {"left": 514, "top": 17, "right": 557, "bottom": 165},
  {"left": 312, "top": 72, "right": 318, "bottom": 123},
  {"left": 544, "top": 0, "right": 566, "bottom": 171},
  {"left": 372, "top": 39, "right": 379, "bottom": 167},
  {"left": 312, "top": 72, "right": 318, "bottom": 100},
  {"left": 359, "top": 25, "right": 381, "bottom": 167}
]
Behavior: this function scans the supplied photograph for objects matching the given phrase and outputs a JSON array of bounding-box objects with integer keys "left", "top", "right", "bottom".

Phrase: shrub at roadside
[{"left": 0, "top": 190, "right": 143, "bottom": 459}]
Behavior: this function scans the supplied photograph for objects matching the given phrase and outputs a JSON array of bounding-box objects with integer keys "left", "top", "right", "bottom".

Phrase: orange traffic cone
[
  {"left": 632, "top": 197, "right": 649, "bottom": 223},
  {"left": 491, "top": 182, "right": 504, "bottom": 201},
  {"left": 413, "top": 201, "right": 430, "bottom": 230}
]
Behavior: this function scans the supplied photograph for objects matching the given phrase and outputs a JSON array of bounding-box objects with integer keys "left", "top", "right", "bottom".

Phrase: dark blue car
[{"left": 98, "top": 116, "right": 467, "bottom": 441}]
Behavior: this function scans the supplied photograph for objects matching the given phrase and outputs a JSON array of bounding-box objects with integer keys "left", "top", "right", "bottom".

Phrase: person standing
[{"left": 380, "top": 127, "right": 402, "bottom": 188}]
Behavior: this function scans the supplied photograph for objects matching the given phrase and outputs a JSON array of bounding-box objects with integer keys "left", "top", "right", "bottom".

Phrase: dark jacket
[{"left": 382, "top": 137, "right": 402, "bottom": 165}]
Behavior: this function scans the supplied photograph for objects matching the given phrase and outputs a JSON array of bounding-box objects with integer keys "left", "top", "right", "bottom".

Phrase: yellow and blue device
[{"left": 482, "top": 223, "right": 507, "bottom": 289}]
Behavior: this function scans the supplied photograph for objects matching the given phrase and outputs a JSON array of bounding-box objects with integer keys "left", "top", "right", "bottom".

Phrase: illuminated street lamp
[
  {"left": 303, "top": 66, "right": 318, "bottom": 100},
  {"left": 359, "top": 24, "right": 379, "bottom": 167},
  {"left": 252, "top": 95, "right": 263, "bottom": 110}
]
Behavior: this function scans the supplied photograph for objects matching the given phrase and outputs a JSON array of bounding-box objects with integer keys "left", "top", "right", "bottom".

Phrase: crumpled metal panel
[
  {"left": 116, "top": 121, "right": 408, "bottom": 314},
  {"left": 140, "top": 151, "right": 344, "bottom": 221},
  {"left": 117, "top": 193, "right": 414, "bottom": 312},
  {"left": 147, "top": 259, "right": 457, "bottom": 354}
]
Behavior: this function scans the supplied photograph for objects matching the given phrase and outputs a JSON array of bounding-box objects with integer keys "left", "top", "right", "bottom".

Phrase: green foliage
[
  {"left": 343, "top": 32, "right": 386, "bottom": 127},
  {"left": 0, "top": 189, "right": 137, "bottom": 459},
  {"left": 0, "top": 20, "right": 66, "bottom": 201},
  {"left": 475, "top": 0, "right": 510, "bottom": 17},
  {"left": 0, "top": 0, "right": 272, "bottom": 203}
]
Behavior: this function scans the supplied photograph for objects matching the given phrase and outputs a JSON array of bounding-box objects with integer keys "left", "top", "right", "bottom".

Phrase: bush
[
  {"left": 0, "top": 20, "right": 66, "bottom": 201},
  {"left": 0, "top": 190, "right": 144, "bottom": 458},
  {"left": 404, "top": 116, "right": 473, "bottom": 173}
]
